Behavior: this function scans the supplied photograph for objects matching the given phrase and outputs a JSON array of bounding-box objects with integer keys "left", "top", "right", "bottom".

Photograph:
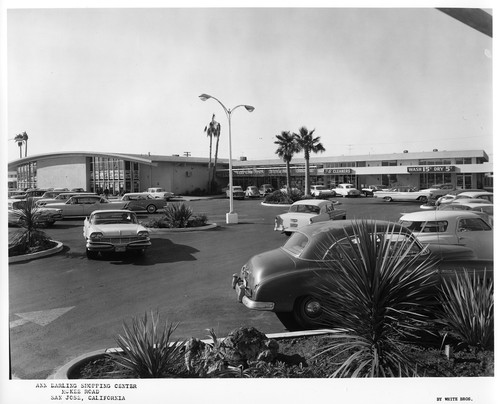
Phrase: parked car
[
  {"left": 226, "top": 186, "right": 245, "bottom": 200},
  {"left": 452, "top": 191, "right": 493, "bottom": 204},
  {"left": 8, "top": 199, "right": 63, "bottom": 227},
  {"left": 333, "top": 184, "right": 361, "bottom": 197},
  {"left": 373, "top": 186, "right": 430, "bottom": 203},
  {"left": 83, "top": 210, "right": 151, "bottom": 259},
  {"left": 244, "top": 186, "right": 260, "bottom": 198},
  {"left": 399, "top": 210, "right": 493, "bottom": 260},
  {"left": 36, "top": 192, "right": 97, "bottom": 206},
  {"left": 360, "top": 185, "right": 386, "bottom": 196},
  {"left": 438, "top": 202, "right": 493, "bottom": 226},
  {"left": 43, "top": 195, "right": 129, "bottom": 218},
  {"left": 146, "top": 187, "right": 174, "bottom": 200},
  {"left": 274, "top": 199, "right": 346, "bottom": 235},
  {"left": 435, "top": 189, "right": 488, "bottom": 206},
  {"left": 232, "top": 220, "right": 492, "bottom": 330},
  {"left": 118, "top": 193, "right": 166, "bottom": 213},
  {"left": 310, "top": 185, "right": 336, "bottom": 198},
  {"left": 259, "top": 184, "right": 274, "bottom": 196},
  {"left": 421, "top": 183, "right": 455, "bottom": 201},
  {"left": 9, "top": 188, "right": 49, "bottom": 200}
]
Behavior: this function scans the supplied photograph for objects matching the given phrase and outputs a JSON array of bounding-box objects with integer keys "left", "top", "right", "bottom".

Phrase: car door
[
  {"left": 63, "top": 197, "right": 86, "bottom": 216},
  {"left": 455, "top": 217, "right": 493, "bottom": 260},
  {"left": 81, "top": 196, "right": 106, "bottom": 215}
]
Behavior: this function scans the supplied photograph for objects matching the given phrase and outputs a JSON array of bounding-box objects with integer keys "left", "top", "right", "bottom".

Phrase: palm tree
[
  {"left": 204, "top": 114, "right": 221, "bottom": 193},
  {"left": 294, "top": 126, "right": 325, "bottom": 196},
  {"left": 14, "top": 133, "right": 24, "bottom": 158},
  {"left": 274, "top": 131, "right": 299, "bottom": 193},
  {"left": 22, "top": 131, "right": 28, "bottom": 157}
]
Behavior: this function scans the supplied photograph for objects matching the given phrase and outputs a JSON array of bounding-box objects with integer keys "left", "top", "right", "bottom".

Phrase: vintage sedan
[
  {"left": 259, "top": 184, "right": 274, "bottom": 196},
  {"left": 8, "top": 199, "right": 63, "bottom": 227},
  {"left": 118, "top": 193, "right": 166, "bottom": 213},
  {"left": 83, "top": 210, "right": 151, "bottom": 259},
  {"left": 360, "top": 185, "right": 386, "bottom": 196},
  {"left": 36, "top": 192, "right": 97, "bottom": 206},
  {"left": 232, "top": 220, "right": 492, "bottom": 330},
  {"left": 245, "top": 186, "right": 260, "bottom": 198},
  {"left": 399, "top": 210, "right": 493, "bottom": 260},
  {"left": 274, "top": 199, "right": 346, "bottom": 235},
  {"left": 373, "top": 186, "right": 430, "bottom": 203},
  {"left": 310, "top": 185, "right": 336, "bottom": 198},
  {"left": 43, "top": 195, "right": 129, "bottom": 218},
  {"left": 435, "top": 189, "right": 489, "bottom": 206},
  {"left": 437, "top": 202, "right": 493, "bottom": 226},
  {"left": 333, "top": 184, "right": 361, "bottom": 197},
  {"left": 226, "top": 186, "right": 245, "bottom": 200}
]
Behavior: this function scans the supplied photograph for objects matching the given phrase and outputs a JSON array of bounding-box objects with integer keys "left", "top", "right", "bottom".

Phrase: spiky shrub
[
  {"left": 163, "top": 203, "right": 193, "bottom": 228},
  {"left": 436, "top": 270, "right": 494, "bottom": 351},
  {"left": 313, "top": 220, "right": 439, "bottom": 377},
  {"left": 8, "top": 197, "right": 52, "bottom": 256},
  {"left": 111, "top": 311, "right": 186, "bottom": 378}
]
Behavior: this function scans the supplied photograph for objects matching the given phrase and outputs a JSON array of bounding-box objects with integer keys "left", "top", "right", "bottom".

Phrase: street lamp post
[{"left": 199, "top": 93, "right": 254, "bottom": 224}]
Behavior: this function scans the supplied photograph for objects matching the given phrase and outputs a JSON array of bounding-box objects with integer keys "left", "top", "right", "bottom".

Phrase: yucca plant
[
  {"left": 312, "top": 220, "right": 440, "bottom": 377},
  {"left": 163, "top": 203, "right": 193, "bottom": 228},
  {"left": 8, "top": 197, "right": 52, "bottom": 255},
  {"left": 110, "top": 311, "right": 186, "bottom": 378},
  {"left": 436, "top": 269, "right": 494, "bottom": 351}
]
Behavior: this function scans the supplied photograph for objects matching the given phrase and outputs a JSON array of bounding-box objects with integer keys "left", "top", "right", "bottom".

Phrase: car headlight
[
  {"left": 138, "top": 231, "right": 149, "bottom": 238},
  {"left": 90, "top": 232, "right": 103, "bottom": 240}
]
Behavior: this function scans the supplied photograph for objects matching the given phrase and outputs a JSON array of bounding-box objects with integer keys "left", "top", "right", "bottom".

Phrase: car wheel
[
  {"left": 136, "top": 249, "right": 146, "bottom": 256},
  {"left": 284, "top": 231, "right": 292, "bottom": 237},
  {"left": 146, "top": 204, "right": 157, "bottom": 214},
  {"left": 86, "top": 249, "right": 99, "bottom": 260},
  {"left": 418, "top": 196, "right": 428, "bottom": 203},
  {"left": 275, "top": 312, "right": 301, "bottom": 331},
  {"left": 383, "top": 196, "right": 393, "bottom": 202},
  {"left": 292, "top": 295, "right": 323, "bottom": 330}
]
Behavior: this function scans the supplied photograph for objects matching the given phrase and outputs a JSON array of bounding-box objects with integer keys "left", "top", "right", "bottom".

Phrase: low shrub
[
  {"left": 164, "top": 203, "right": 193, "bottom": 228},
  {"left": 313, "top": 220, "right": 440, "bottom": 377},
  {"left": 436, "top": 269, "right": 494, "bottom": 351},
  {"left": 264, "top": 189, "right": 303, "bottom": 204},
  {"left": 110, "top": 311, "right": 186, "bottom": 378}
]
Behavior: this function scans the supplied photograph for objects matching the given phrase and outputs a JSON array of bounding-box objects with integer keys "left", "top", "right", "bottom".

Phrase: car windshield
[
  {"left": 91, "top": 212, "right": 137, "bottom": 225},
  {"left": 289, "top": 204, "right": 320, "bottom": 214}
]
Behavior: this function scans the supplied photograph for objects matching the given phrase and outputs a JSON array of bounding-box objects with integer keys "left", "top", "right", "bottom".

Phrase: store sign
[
  {"left": 407, "top": 166, "right": 456, "bottom": 173},
  {"left": 232, "top": 169, "right": 265, "bottom": 176},
  {"left": 323, "top": 168, "right": 353, "bottom": 174}
]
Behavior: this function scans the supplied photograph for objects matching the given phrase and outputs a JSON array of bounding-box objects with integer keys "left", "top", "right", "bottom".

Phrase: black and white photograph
[{"left": 1, "top": 1, "right": 496, "bottom": 403}]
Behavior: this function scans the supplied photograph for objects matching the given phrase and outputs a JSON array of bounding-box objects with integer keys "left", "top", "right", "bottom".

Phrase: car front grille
[{"left": 99, "top": 236, "right": 145, "bottom": 243}]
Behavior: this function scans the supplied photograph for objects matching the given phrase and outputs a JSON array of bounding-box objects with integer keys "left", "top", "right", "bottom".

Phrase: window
[
  {"left": 400, "top": 220, "right": 448, "bottom": 233},
  {"left": 457, "top": 218, "right": 491, "bottom": 232},
  {"left": 382, "top": 160, "right": 397, "bottom": 166}
]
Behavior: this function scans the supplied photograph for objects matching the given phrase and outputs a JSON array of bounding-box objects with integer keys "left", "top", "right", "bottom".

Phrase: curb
[
  {"left": 48, "top": 329, "right": 341, "bottom": 379},
  {"left": 9, "top": 240, "right": 64, "bottom": 264},
  {"left": 147, "top": 223, "right": 218, "bottom": 233}
]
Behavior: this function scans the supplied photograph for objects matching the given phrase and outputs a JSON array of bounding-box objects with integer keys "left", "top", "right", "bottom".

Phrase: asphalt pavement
[{"left": 8, "top": 196, "right": 422, "bottom": 379}]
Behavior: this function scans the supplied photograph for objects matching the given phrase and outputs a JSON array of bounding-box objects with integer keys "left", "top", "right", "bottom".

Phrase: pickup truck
[{"left": 146, "top": 187, "right": 174, "bottom": 200}]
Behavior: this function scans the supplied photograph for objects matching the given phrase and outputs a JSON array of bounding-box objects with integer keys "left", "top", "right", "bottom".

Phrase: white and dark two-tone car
[
  {"left": 43, "top": 195, "right": 129, "bottom": 218},
  {"left": 274, "top": 199, "right": 346, "bottom": 235},
  {"left": 83, "top": 210, "right": 151, "bottom": 259}
]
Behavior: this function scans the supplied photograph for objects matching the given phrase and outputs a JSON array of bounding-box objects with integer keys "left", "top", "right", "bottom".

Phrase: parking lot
[{"left": 9, "top": 196, "right": 423, "bottom": 379}]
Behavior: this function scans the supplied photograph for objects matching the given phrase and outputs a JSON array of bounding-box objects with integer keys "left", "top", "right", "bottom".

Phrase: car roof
[
  {"left": 292, "top": 199, "right": 330, "bottom": 206},
  {"left": 297, "top": 219, "right": 409, "bottom": 240},
  {"left": 456, "top": 191, "right": 493, "bottom": 197},
  {"left": 90, "top": 209, "right": 134, "bottom": 215},
  {"left": 399, "top": 210, "right": 485, "bottom": 221}
]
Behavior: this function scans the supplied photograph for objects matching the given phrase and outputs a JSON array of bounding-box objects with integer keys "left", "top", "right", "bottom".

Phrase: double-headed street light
[{"left": 199, "top": 93, "right": 254, "bottom": 224}]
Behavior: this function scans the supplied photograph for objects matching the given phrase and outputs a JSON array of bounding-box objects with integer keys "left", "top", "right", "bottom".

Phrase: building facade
[
  {"left": 226, "top": 149, "right": 493, "bottom": 191},
  {"left": 7, "top": 149, "right": 493, "bottom": 194}
]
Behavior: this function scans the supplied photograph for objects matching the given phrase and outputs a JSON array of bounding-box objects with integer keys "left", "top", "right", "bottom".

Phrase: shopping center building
[{"left": 7, "top": 149, "right": 493, "bottom": 194}]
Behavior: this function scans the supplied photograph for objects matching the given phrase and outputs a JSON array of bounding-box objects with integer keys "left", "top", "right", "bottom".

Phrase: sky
[{"left": 4, "top": 5, "right": 494, "bottom": 164}]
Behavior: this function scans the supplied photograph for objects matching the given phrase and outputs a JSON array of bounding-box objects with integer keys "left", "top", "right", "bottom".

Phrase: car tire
[
  {"left": 418, "top": 196, "right": 428, "bottom": 203},
  {"left": 275, "top": 312, "right": 301, "bottom": 332},
  {"left": 136, "top": 249, "right": 146, "bottom": 257},
  {"left": 384, "top": 197, "right": 393, "bottom": 202},
  {"left": 292, "top": 295, "right": 323, "bottom": 330},
  {"left": 86, "top": 249, "right": 99, "bottom": 260},
  {"left": 146, "top": 204, "right": 157, "bottom": 214}
]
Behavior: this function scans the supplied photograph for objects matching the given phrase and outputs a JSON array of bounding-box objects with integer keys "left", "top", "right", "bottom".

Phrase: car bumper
[
  {"left": 86, "top": 240, "right": 152, "bottom": 252},
  {"left": 232, "top": 274, "right": 275, "bottom": 311}
]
